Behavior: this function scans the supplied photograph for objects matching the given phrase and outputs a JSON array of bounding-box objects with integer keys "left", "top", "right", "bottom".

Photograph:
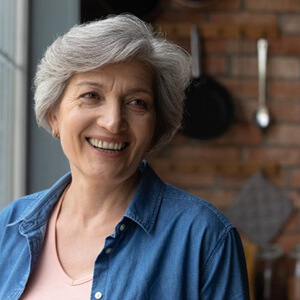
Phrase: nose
[{"left": 97, "top": 100, "right": 127, "bottom": 134}]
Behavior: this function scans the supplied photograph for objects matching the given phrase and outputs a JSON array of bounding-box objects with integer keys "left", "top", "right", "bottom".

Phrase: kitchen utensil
[
  {"left": 287, "top": 244, "right": 300, "bottom": 300},
  {"left": 181, "top": 26, "right": 234, "bottom": 140},
  {"left": 254, "top": 38, "right": 271, "bottom": 131},
  {"left": 254, "top": 244, "right": 287, "bottom": 300},
  {"left": 226, "top": 171, "right": 293, "bottom": 247}
]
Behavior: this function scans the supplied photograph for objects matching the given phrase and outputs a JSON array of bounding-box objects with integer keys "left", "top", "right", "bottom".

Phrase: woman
[{"left": 0, "top": 14, "right": 249, "bottom": 299}]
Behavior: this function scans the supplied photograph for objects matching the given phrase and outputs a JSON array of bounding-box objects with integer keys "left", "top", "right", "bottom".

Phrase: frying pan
[
  {"left": 181, "top": 26, "right": 234, "bottom": 140},
  {"left": 81, "top": 0, "right": 162, "bottom": 22}
]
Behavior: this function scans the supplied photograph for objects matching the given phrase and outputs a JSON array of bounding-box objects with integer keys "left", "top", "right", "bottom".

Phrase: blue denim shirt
[{"left": 0, "top": 161, "right": 249, "bottom": 300}]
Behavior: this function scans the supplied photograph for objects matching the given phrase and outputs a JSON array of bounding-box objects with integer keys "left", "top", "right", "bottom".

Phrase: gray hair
[{"left": 34, "top": 14, "right": 191, "bottom": 151}]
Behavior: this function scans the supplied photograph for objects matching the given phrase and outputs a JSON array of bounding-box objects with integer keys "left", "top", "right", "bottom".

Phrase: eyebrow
[
  {"left": 76, "top": 81, "right": 154, "bottom": 96},
  {"left": 76, "top": 81, "right": 104, "bottom": 88}
]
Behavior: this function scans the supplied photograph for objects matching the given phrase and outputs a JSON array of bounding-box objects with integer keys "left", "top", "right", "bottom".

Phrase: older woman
[{"left": 0, "top": 14, "right": 249, "bottom": 300}]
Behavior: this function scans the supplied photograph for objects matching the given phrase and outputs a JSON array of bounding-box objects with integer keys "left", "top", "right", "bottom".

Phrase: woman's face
[{"left": 49, "top": 60, "right": 156, "bottom": 185}]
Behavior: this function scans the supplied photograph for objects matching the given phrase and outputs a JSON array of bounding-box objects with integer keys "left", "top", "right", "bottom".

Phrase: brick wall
[{"left": 149, "top": 0, "right": 300, "bottom": 254}]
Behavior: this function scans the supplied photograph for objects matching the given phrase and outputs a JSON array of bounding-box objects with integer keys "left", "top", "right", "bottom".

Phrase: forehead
[{"left": 69, "top": 60, "right": 155, "bottom": 89}]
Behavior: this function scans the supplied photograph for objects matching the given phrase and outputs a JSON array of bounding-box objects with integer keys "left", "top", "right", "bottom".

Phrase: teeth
[
  {"left": 103, "top": 141, "right": 108, "bottom": 149},
  {"left": 89, "top": 138, "right": 125, "bottom": 151}
]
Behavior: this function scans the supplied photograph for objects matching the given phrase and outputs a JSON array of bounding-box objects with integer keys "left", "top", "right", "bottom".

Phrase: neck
[{"left": 61, "top": 169, "right": 140, "bottom": 222}]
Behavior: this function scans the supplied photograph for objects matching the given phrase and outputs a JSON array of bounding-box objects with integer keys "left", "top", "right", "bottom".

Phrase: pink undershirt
[{"left": 21, "top": 189, "right": 93, "bottom": 299}]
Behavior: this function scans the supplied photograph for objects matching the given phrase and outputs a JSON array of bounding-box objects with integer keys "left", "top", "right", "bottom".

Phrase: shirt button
[
  {"left": 105, "top": 247, "right": 112, "bottom": 254},
  {"left": 95, "top": 291, "right": 102, "bottom": 299},
  {"left": 120, "top": 224, "right": 125, "bottom": 231}
]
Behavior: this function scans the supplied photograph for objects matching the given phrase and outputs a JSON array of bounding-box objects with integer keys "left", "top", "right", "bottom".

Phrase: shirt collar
[
  {"left": 9, "top": 161, "right": 164, "bottom": 235},
  {"left": 124, "top": 161, "right": 165, "bottom": 234},
  {"left": 7, "top": 173, "right": 72, "bottom": 228}
]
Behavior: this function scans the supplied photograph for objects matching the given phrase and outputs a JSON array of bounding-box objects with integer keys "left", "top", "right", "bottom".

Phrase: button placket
[
  {"left": 92, "top": 222, "right": 127, "bottom": 299},
  {"left": 92, "top": 242, "right": 110, "bottom": 300}
]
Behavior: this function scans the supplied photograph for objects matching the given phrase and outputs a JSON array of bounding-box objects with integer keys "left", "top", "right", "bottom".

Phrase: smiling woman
[
  {"left": 0, "top": 14, "right": 250, "bottom": 300},
  {"left": 48, "top": 61, "right": 156, "bottom": 185}
]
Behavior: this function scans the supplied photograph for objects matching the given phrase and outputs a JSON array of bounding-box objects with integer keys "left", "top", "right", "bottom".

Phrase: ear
[{"left": 48, "top": 109, "right": 59, "bottom": 133}]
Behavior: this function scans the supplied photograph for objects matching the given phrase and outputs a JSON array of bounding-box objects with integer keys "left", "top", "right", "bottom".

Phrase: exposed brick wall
[{"left": 149, "top": 0, "right": 300, "bottom": 254}]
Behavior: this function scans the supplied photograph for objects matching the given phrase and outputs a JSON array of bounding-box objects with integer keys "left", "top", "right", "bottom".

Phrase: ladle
[{"left": 254, "top": 38, "right": 271, "bottom": 130}]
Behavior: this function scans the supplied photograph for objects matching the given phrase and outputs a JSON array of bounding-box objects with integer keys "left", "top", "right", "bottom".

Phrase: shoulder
[
  {"left": 156, "top": 182, "right": 236, "bottom": 254},
  {"left": 0, "top": 190, "right": 49, "bottom": 226},
  {"left": 157, "top": 183, "right": 244, "bottom": 276},
  {"left": 0, "top": 172, "right": 71, "bottom": 227},
  {"left": 161, "top": 184, "right": 247, "bottom": 270},
  {"left": 162, "top": 183, "right": 232, "bottom": 231}
]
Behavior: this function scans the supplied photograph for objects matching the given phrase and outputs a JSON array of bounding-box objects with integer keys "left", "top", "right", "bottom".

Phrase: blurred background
[{"left": 2, "top": 0, "right": 300, "bottom": 298}]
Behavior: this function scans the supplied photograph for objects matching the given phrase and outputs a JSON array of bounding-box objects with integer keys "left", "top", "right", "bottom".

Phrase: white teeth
[{"left": 89, "top": 139, "right": 125, "bottom": 151}]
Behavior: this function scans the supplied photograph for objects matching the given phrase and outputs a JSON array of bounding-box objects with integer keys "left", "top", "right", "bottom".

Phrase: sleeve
[{"left": 200, "top": 228, "right": 250, "bottom": 300}]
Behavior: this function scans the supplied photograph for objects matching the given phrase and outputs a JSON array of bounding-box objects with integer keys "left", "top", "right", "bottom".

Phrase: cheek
[
  {"left": 149, "top": 113, "right": 157, "bottom": 133},
  {"left": 136, "top": 116, "right": 156, "bottom": 142},
  {"left": 59, "top": 109, "right": 88, "bottom": 130},
  {"left": 58, "top": 113, "right": 90, "bottom": 152}
]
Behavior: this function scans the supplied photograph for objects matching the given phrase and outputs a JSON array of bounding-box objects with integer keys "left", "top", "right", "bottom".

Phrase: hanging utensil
[
  {"left": 254, "top": 38, "right": 271, "bottom": 131},
  {"left": 226, "top": 171, "right": 293, "bottom": 248},
  {"left": 181, "top": 26, "right": 234, "bottom": 139}
]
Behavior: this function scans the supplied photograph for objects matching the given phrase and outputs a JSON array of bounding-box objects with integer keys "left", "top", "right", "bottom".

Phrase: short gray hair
[{"left": 34, "top": 14, "right": 191, "bottom": 151}]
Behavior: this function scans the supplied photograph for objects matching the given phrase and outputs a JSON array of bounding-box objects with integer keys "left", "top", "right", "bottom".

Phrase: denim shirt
[{"left": 0, "top": 161, "right": 249, "bottom": 300}]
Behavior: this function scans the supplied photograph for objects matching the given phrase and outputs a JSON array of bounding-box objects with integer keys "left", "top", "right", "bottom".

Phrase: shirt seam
[
  {"left": 200, "top": 225, "right": 234, "bottom": 281},
  {"left": 164, "top": 185, "right": 231, "bottom": 229}
]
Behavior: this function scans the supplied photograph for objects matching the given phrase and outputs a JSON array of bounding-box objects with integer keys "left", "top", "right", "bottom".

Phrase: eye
[
  {"left": 127, "top": 98, "right": 148, "bottom": 110},
  {"left": 80, "top": 92, "right": 100, "bottom": 100}
]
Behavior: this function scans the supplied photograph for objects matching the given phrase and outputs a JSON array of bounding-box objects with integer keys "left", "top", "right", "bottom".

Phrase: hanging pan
[{"left": 181, "top": 26, "right": 234, "bottom": 140}]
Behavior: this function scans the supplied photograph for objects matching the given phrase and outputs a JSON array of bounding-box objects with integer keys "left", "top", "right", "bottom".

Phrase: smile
[{"left": 88, "top": 138, "right": 128, "bottom": 151}]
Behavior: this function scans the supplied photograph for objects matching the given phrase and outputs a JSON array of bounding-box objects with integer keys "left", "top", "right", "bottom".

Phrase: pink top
[{"left": 21, "top": 190, "right": 93, "bottom": 299}]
